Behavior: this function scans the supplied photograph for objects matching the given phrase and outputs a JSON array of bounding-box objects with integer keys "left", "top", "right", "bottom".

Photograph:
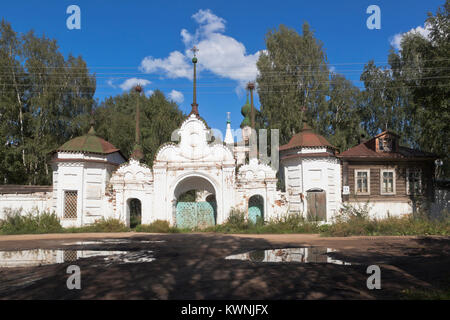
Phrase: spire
[
  {"left": 240, "top": 91, "right": 251, "bottom": 128},
  {"left": 224, "top": 112, "right": 234, "bottom": 145},
  {"left": 130, "top": 85, "right": 144, "bottom": 161},
  {"left": 189, "top": 46, "right": 199, "bottom": 117},
  {"left": 88, "top": 110, "right": 96, "bottom": 135},
  {"left": 300, "top": 106, "right": 311, "bottom": 131},
  {"left": 247, "top": 82, "right": 256, "bottom": 129}
]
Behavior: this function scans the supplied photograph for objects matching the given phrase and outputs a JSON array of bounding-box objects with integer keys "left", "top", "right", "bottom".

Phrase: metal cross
[{"left": 191, "top": 46, "right": 199, "bottom": 57}]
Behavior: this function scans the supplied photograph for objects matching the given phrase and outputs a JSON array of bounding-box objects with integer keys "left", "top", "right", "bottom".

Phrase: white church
[{"left": 0, "top": 54, "right": 440, "bottom": 228}]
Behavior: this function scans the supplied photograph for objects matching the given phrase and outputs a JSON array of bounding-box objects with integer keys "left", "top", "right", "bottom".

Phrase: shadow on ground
[{"left": 0, "top": 234, "right": 448, "bottom": 299}]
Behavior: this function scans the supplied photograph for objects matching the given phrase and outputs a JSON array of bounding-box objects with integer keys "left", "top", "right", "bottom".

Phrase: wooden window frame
[
  {"left": 380, "top": 169, "right": 396, "bottom": 195},
  {"left": 355, "top": 169, "right": 370, "bottom": 195},
  {"left": 406, "top": 168, "right": 422, "bottom": 195}
]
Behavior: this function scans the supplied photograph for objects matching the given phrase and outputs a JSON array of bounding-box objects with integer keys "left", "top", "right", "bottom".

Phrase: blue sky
[{"left": 0, "top": 0, "right": 443, "bottom": 133}]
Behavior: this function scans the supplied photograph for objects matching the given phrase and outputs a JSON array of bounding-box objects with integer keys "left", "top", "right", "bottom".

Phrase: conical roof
[
  {"left": 279, "top": 122, "right": 335, "bottom": 151},
  {"left": 56, "top": 126, "right": 120, "bottom": 155}
]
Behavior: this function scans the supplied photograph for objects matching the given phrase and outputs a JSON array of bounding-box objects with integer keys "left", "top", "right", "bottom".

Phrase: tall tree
[
  {"left": 0, "top": 20, "right": 96, "bottom": 185},
  {"left": 327, "top": 73, "right": 365, "bottom": 152},
  {"left": 256, "top": 23, "right": 330, "bottom": 145},
  {"left": 364, "top": 1, "right": 450, "bottom": 176},
  {"left": 393, "top": 0, "right": 450, "bottom": 176}
]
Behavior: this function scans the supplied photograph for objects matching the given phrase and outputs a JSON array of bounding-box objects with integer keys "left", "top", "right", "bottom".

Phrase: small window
[
  {"left": 407, "top": 168, "right": 422, "bottom": 195},
  {"left": 355, "top": 170, "right": 370, "bottom": 194},
  {"left": 64, "top": 190, "right": 78, "bottom": 219},
  {"left": 381, "top": 170, "right": 396, "bottom": 194}
]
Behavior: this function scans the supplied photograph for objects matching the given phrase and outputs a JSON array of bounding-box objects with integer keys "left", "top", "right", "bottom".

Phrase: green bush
[
  {"left": 0, "top": 208, "right": 63, "bottom": 235},
  {"left": 65, "top": 218, "right": 129, "bottom": 233},
  {"left": 321, "top": 214, "right": 450, "bottom": 237},
  {"left": 135, "top": 220, "right": 179, "bottom": 233}
]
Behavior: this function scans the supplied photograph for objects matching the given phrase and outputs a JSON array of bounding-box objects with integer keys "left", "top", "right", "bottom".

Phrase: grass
[
  {"left": 201, "top": 210, "right": 323, "bottom": 234},
  {"left": 401, "top": 287, "right": 450, "bottom": 300},
  {"left": 64, "top": 218, "right": 129, "bottom": 233},
  {"left": 135, "top": 220, "right": 179, "bottom": 233},
  {"left": 320, "top": 215, "right": 450, "bottom": 237},
  {"left": 1, "top": 207, "right": 448, "bottom": 236},
  {"left": 0, "top": 208, "right": 63, "bottom": 235}
]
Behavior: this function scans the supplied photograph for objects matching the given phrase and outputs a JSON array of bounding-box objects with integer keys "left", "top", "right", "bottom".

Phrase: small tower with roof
[{"left": 51, "top": 117, "right": 126, "bottom": 227}]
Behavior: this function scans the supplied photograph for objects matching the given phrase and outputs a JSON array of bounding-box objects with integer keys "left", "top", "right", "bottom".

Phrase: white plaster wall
[
  {"left": 0, "top": 193, "right": 53, "bottom": 219},
  {"left": 345, "top": 201, "right": 412, "bottom": 219},
  {"left": 110, "top": 159, "right": 153, "bottom": 226},
  {"left": 302, "top": 158, "right": 342, "bottom": 222},
  {"left": 54, "top": 151, "right": 124, "bottom": 228}
]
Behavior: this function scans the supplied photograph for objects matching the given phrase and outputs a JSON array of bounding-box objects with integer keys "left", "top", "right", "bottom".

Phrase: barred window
[
  {"left": 407, "top": 168, "right": 422, "bottom": 195},
  {"left": 64, "top": 191, "right": 78, "bottom": 219}
]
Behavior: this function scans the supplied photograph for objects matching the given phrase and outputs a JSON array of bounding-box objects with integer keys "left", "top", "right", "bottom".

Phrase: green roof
[{"left": 56, "top": 126, "right": 120, "bottom": 154}]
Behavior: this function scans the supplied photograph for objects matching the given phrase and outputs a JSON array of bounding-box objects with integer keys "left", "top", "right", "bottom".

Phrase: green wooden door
[
  {"left": 176, "top": 201, "right": 216, "bottom": 229},
  {"left": 306, "top": 191, "right": 327, "bottom": 222}
]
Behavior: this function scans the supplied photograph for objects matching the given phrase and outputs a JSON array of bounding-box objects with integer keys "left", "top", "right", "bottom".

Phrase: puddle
[
  {"left": 225, "top": 247, "right": 353, "bottom": 265},
  {"left": 63, "top": 239, "right": 165, "bottom": 245},
  {"left": 0, "top": 249, "right": 154, "bottom": 268}
]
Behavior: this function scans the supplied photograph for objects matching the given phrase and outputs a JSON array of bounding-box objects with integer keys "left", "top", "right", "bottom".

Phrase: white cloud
[
  {"left": 139, "top": 9, "right": 261, "bottom": 88},
  {"left": 390, "top": 23, "right": 431, "bottom": 50},
  {"left": 168, "top": 90, "right": 184, "bottom": 103},
  {"left": 140, "top": 51, "right": 191, "bottom": 79},
  {"left": 119, "top": 78, "right": 151, "bottom": 91},
  {"left": 106, "top": 79, "right": 116, "bottom": 88},
  {"left": 145, "top": 90, "right": 154, "bottom": 97}
]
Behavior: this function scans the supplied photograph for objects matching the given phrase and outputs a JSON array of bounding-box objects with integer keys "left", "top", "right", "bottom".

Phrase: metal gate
[
  {"left": 176, "top": 201, "right": 216, "bottom": 229},
  {"left": 306, "top": 190, "right": 326, "bottom": 222},
  {"left": 248, "top": 195, "right": 264, "bottom": 224}
]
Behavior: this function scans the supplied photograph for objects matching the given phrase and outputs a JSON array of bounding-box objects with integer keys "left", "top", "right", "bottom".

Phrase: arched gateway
[
  {"left": 153, "top": 114, "right": 236, "bottom": 226},
  {"left": 108, "top": 51, "right": 282, "bottom": 228},
  {"left": 174, "top": 175, "right": 217, "bottom": 229}
]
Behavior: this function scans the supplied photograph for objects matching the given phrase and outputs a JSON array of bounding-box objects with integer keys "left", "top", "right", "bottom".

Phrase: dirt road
[{"left": 0, "top": 233, "right": 448, "bottom": 299}]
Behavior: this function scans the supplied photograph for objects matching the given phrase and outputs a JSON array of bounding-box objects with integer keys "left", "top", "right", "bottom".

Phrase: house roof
[
  {"left": 55, "top": 126, "right": 121, "bottom": 155},
  {"left": 279, "top": 123, "right": 335, "bottom": 151},
  {"left": 338, "top": 134, "right": 438, "bottom": 160}
]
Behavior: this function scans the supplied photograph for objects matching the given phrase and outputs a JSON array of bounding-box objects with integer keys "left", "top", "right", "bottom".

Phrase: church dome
[
  {"left": 56, "top": 126, "right": 120, "bottom": 155},
  {"left": 279, "top": 123, "right": 335, "bottom": 151}
]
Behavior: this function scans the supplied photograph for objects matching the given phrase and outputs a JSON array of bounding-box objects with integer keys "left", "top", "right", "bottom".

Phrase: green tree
[
  {"left": 327, "top": 73, "right": 364, "bottom": 152},
  {"left": 393, "top": 0, "right": 450, "bottom": 176},
  {"left": 95, "top": 89, "right": 185, "bottom": 166},
  {"left": 256, "top": 23, "right": 330, "bottom": 145},
  {"left": 364, "top": 1, "right": 450, "bottom": 176},
  {"left": 0, "top": 20, "right": 95, "bottom": 184}
]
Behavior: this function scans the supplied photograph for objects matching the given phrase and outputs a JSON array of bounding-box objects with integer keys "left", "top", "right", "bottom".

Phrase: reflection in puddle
[
  {"left": 63, "top": 239, "right": 166, "bottom": 245},
  {"left": 226, "top": 247, "right": 352, "bottom": 265},
  {"left": 0, "top": 249, "right": 154, "bottom": 268}
]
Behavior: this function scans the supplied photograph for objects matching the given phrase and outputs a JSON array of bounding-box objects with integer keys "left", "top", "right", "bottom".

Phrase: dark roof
[
  {"left": 279, "top": 123, "right": 335, "bottom": 151},
  {"left": 0, "top": 185, "right": 52, "bottom": 194},
  {"left": 55, "top": 126, "right": 121, "bottom": 155},
  {"left": 339, "top": 136, "right": 438, "bottom": 160}
]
